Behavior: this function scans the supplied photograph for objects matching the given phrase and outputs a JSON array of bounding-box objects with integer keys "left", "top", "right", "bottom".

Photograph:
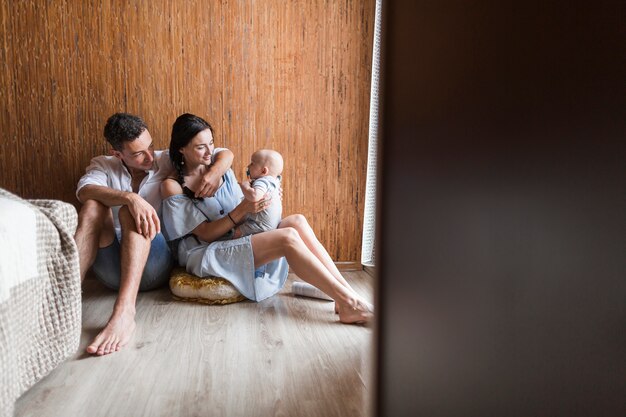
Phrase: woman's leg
[
  {"left": 251, "top": 228, "right": 373, "bottom": 324},
  {"left": 279, "top": 214, "right": 356, "bottom": 292},
  {"left": 279, "top": 214, "right": 373, "bottom": 314}
]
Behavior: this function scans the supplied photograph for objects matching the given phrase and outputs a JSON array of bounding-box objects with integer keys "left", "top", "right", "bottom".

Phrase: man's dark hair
[{"left": 103, "top": 113, "right": 148, "bottom": 151}]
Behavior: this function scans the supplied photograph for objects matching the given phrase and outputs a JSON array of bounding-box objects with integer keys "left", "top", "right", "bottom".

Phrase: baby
[{"left": 233, "top": 149, "right": 283, "bottom": 238}]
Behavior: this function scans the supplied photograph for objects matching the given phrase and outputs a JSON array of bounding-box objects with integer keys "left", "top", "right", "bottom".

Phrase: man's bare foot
[
  {"left": 86, "top": 308, "right": 136, "bottom": 356},
  {"left": 338, "top": 298, "right": 374, "bottom": 324}
]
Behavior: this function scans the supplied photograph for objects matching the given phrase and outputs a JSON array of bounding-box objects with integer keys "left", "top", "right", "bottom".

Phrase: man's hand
[
  {"left": 195, "top": 168, "right": 222, "bottom": 198},
  {"left": 126, "top": 193, "right": 160, "bottom": 239}
]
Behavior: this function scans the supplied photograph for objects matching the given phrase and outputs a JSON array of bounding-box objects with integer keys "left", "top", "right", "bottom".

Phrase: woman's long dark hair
[{"left": 169, "top": 113, "right": 214, "bottom": 186}]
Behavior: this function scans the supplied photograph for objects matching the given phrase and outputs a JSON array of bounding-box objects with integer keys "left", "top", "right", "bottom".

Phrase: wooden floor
[{"left": 15, "top": 272, "right": 374, "bottom": 417}]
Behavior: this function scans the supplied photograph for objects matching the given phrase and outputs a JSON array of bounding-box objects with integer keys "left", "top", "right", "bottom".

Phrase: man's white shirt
[{"left": 76, "top": 148, "right": 226, "bottom": 238}]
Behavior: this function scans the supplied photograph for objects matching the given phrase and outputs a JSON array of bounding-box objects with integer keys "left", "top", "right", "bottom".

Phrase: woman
[{"left": 160, "top": 113, "right": 373, "bottom": 324}]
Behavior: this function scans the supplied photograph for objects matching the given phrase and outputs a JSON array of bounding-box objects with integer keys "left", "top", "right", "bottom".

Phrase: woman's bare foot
[
  {"left": 338, "top": 298, "right": 374, "bottom": 324},
  {"left": 86, "top": 307, "right": 136, "bottom": 356},
  {"left": 336, "top": 300, "right": 373, "bottom": 315}
]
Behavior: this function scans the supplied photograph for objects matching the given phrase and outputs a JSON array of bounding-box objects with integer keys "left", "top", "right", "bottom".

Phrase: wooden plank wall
[{"left": 0, "top": 1, "right": 374, "bottom": 263}]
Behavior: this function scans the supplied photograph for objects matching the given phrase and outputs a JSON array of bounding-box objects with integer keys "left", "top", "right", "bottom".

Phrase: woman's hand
[
  {"left": 194, "top": 168, "right": 222, "bottom": 198},
  {"left": 236, "top": 193, "right": 272, "bottom": 216},
  {"left": 250, "top": 193, "right": 272, "bottom": 213}
]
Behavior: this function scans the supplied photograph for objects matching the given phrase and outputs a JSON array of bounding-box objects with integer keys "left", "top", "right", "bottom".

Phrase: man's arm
[
  {"left": 194, "top": 149, "right": 234, "bottom": 198},
  {"left": 78, "top": 185, "right": 160, "bottom": 239},
  {"left": 77, "top": 184, "right": 136, "bottom": 207}
]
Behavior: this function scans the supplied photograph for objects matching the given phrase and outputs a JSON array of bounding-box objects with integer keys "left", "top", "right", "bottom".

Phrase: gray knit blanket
[{"left": 0, "top": 188, "right": 81, "bottom": 417}]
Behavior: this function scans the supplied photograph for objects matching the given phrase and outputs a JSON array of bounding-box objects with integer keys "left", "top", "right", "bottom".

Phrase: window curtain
[{"left": 361, "top": 0, "right": 382, "bottom": 267}]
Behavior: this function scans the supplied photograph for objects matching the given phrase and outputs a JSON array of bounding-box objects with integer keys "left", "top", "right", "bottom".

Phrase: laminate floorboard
[{"left": 15, "top": 272, "right": 374, "bottom": 417}]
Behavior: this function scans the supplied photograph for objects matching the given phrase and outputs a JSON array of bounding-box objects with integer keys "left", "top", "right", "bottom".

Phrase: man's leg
[
  {"left": 74, "top": 200, "right": 115, "bottom": 281},
  {"left": 86, "top": 205, "right": 151, "bottom": 356}
]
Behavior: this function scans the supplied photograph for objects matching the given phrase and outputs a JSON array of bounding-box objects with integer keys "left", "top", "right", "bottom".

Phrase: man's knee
[
  {"left": 78, "top": 200, "right": 108, "bottom": 216},
  {"left": 118, "top": 205, "right": 139, "bottom": 231},
  {"left": 79, "top": 199, "right": 108, "bottom": 221},
  {"left": 118, "top": 205, "right": 131, "bottom": 220},
  {"left": 77, "top": 200, "right": 113, "bottom": 246}
]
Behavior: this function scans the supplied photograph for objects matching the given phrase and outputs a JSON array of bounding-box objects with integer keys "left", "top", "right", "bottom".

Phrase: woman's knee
[
  {"left": 277, "top": 227, "right": 303, "bottom": 249},
  {"left": 282, "top": 213, "right": 309, "bottom": 229}
]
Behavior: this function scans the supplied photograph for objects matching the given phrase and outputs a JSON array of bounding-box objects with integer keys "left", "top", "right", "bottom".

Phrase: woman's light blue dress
[{"left": 161, "top": 169, "right": 289, "bottom": 301}]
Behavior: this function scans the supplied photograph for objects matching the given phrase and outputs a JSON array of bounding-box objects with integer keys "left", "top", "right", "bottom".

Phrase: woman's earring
[{"left": 181, "top": 159, "right": 185, "bottom": 165}]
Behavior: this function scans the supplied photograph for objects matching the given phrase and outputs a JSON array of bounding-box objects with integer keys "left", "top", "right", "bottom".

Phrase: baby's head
[{"left": 247, "top": 149, "right": 283, "bottom": 180}]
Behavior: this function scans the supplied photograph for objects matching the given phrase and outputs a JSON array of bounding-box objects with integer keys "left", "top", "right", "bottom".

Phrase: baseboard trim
[
  {"left": 335, "top": 261, "right": 364, "bottom": 271},
  {"left": 363, "top": 265, "right": 376, "bottom": 277},
  {"left": 288, "top": 261, "right": 363, "bottom": 273}
]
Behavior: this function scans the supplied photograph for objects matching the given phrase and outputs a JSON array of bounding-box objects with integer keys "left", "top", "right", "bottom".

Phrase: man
[{"left": 74, "top": 113, "right": 233, "bottom": 356}]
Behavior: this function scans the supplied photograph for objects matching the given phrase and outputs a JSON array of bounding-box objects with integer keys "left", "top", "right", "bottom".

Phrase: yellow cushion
[{"left": 169, "top": 268, "right": 246, "bottom": 305}]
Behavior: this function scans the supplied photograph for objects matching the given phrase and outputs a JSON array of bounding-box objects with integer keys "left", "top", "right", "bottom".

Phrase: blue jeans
[{"left": 92, "top": 232, "right": 174, "bottom": 291}]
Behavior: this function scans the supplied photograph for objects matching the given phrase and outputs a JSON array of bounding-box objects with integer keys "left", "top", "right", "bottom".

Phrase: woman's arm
[
  {"left": 161, "top": 178, "right": 184, "bottom": 198},
  {"left": 195, "top": 149, "right": 235, "bottom": 198},
  {"left": 192, "top": 198, "right": 262, "bottom": 242},
  {"left": 161, "top": 178, "right": 265, "bottom": 243}
]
